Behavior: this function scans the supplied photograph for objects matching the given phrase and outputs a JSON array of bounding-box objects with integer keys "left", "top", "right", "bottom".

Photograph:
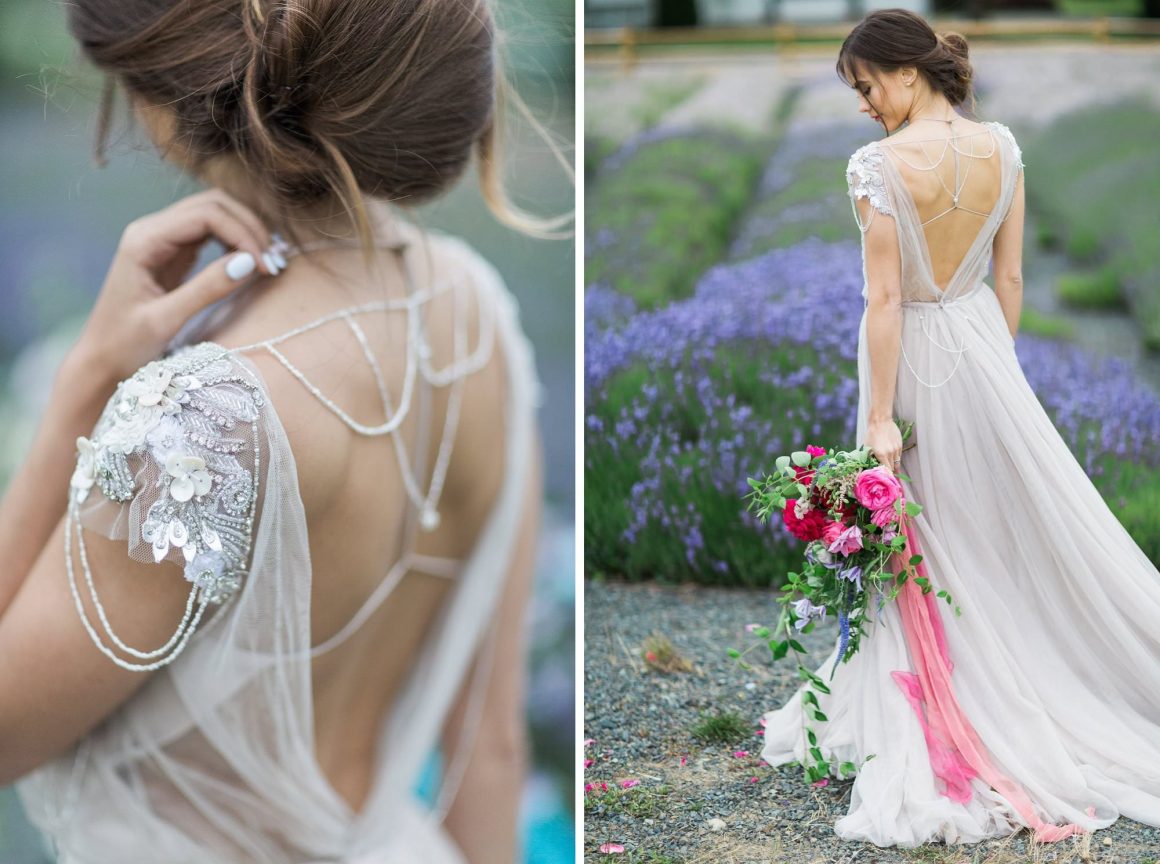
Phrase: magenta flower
[
  {"left": 826, "top": 523, "right": 863, "bottom": 556},
  {"left": 806, "top": 444, "right": 827, "bottom": 457},
  {"left": 620, "top": 779, "right": 639, "bottom": 789},
  {"left": 733, "top": 750, "right": 749, "bottom": 758},
  {"left": 854, "top": 466, "right": 904, "bottom": 511}
]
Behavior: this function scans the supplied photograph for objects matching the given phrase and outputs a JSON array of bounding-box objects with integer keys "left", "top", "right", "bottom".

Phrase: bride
[
  {"left": 760, "top": 9, "right": 1160, "bottom": 849},
  {"left": 0, "top": 1, "right": 567, "bottom": 862}
]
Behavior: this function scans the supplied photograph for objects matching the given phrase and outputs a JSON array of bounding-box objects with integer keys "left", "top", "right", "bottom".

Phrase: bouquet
[{"left": 731, "top": 420, "right": 959, "bottom": 784}]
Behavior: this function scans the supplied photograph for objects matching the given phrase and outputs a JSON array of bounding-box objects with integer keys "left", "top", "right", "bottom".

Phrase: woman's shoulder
[{"left": 981, "top": 119, "right": 1024, "bottom": 168}]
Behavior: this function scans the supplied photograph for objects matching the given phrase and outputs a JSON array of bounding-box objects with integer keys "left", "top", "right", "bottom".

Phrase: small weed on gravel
[
  {"left": 689, "top": 710, "right": 752, "bottom": 745},
  {"left": 642, "top": 632, "right": 693, "bottom": 673}
]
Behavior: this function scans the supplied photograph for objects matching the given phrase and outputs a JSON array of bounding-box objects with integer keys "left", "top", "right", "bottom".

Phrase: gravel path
[{"left": 583, "top": 580, "right": 1160, "bottom": 863}]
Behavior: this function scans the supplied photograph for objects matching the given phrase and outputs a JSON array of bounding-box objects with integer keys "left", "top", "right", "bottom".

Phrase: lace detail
[
  {"left": 846, "top": 143, "right": 893, "bottom": 231},
  {"left": 987, "top": 121, "right": 1024, "bottom": 172},
  {"left": 66, "top": 343, "right": 264, "bottom": 670}
]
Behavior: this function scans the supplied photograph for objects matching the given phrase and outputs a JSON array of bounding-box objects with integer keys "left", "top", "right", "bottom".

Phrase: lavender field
[
  {"left": 583, "top": 40, "right": 1160, "bottom": 864},
  {"left": 584, "top": 45, "right": 1160, "bottom": 590}
]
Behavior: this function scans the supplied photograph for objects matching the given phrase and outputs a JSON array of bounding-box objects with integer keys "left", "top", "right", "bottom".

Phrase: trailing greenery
[
  {"left": 1022, "top": 101, "right": 1160, "bottom": 347},
  {"left": 586, "top": 130, "right": 767, "bottom": 308}
]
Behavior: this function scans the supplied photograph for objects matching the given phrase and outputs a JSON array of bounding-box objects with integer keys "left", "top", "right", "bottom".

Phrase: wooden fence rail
[{"left": 586, "top": 16, "right": 1160, "bottom": 65}]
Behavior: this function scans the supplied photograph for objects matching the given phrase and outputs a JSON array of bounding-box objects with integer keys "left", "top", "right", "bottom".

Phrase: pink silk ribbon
[{"left": 890, "top": 513, "right": 1092, "bottom": 843}]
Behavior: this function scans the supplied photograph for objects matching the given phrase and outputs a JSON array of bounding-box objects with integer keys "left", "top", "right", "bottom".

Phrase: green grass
[
  {"left": 585, "top": 341, "right": 848, "bottom": 586},
  {"left": 1113, "top": 472, "right": 1160, "bottom": 565},
  {"left": 689, "top": 710, "right": 752, "bottom": 745},
  {"left": 1056, "top": 267, "right": 1125, "bottom": 309},
  {"left": 1018, "top": 307, "right": 1076, "bottom": 340},
  {"left": 633, "top": 77, "right": 705, "bottom": 130},
  {"left": 584, "top": 783, "right": 674, "bottom": 819},
  {"left": 586, "top": 129, "right": 768, "bottom": 308},
  {"left": 1022, "top": 100, "right": 1160, "bottom": 347},
  {"left": 1056, "top": 0, "right": 1143, "bottom": 14}
]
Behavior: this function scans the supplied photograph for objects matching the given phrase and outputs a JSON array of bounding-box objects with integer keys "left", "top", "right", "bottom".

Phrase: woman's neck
[{"left": 199, "top": 157, "right": 395, "bottom": 248}]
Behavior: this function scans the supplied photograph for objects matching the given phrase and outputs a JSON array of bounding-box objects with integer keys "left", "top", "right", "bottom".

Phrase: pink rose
[
  {"left": 870, "top": 506, "right": 896, "bottom": 530},
  {"left": 854, "top": 466, "right": 904, "bottom": 512},
  {"left": 821, "top": 520, "right": 846, "bottom": 548},
  {"left": 806, "top": 444, "right": 827, "bottom": 457},
  {"left": 827, "top": 523, "right": 863, "bottom": 556}
]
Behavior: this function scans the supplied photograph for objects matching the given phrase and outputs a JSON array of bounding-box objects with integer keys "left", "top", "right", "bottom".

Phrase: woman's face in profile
[{"left": 848, "top": 61, "right": 910, "bottom": 134}]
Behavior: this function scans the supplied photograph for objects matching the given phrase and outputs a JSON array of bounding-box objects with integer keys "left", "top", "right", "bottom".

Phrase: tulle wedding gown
[
  {"left": 16, "top": 219, "right": 544, "bottom": 863},
  {"left": 759, "top": 121, "right": 1160, "bottom": 847}
]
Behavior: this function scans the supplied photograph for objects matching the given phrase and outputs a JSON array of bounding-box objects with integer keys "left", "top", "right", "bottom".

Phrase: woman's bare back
[
  {"left": 878, "top": 120, "right": 1004, "bottom": 290},
  {"left": 202, "top": 221, "right": 530, "bottom": 813}
]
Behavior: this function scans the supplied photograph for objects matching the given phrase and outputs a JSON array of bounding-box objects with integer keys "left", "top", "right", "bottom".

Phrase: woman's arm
[
  {"left": 991, "top": 169, "right": 1026, "bottom": 340},
  {"left": 0, "top": 350, "right": 118, "bottom": 616},
  {"left": 857, "top": 197, "right": 905, "bottom": 472},
  {"left": 439, "top": 428, "right": 543, "bottom": 864},
  {"left": 0, "top": 191, "right": 275, "bottom": 783}
]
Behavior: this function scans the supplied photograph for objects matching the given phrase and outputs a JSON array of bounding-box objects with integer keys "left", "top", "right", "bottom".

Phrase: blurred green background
[{"left": 0, "top": 0, "right": 575, "bottom": 861}]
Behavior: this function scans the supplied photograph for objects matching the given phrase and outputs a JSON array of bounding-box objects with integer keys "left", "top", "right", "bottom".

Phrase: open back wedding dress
[
  {"left": 15, "top": 218, "right": 544, "bottom": 862},
  {"left": 759, "top": 120, "right": 1160, "bottom": 847}
]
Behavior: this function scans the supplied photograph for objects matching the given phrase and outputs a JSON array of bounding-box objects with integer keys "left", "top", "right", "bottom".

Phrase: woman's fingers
[
  {"left": 151, "top": 249, "right": 260, "bottom": 332},
  {"left": 123, "top": 190, "right": 274, "bottom": 276}
]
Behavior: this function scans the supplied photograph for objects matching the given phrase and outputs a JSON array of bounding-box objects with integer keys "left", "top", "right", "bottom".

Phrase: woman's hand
[
  {"left": 68, "top": 189, "right": 283, "bottom": 384},
  {"left": 866, "top": 417, "right": 903, "bottom": 475}
]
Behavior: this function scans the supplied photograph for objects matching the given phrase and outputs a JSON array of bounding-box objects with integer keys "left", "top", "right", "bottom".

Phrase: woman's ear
[
  {"left": 132, "top": 98, "right": 196, "bottom": 171},
  {"left": 900, "top": 66, "right": 918, "bottom": 88}
]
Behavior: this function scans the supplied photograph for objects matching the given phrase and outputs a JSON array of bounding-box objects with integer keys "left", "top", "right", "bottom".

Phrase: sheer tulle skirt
[{"left": 759, "top": 284, "right": 1160, "bottom": 847}]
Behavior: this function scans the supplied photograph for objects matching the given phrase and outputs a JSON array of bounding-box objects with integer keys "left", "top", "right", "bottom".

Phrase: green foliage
[
  {"left": 633, "top": 77, "right": 705, "bottom": 130},
  {"left": 584, "top": 342, "right": 849, "bottom": 587},
  {"left": 1057, "top": 268, "right": 1125, "bottom": 309},
  {"left": 1022, "top": 101, "right": 1160, "bottom": 346},
  {"left": 1056, "top": 0, "right": 1143, "bottom": 14},
  {"left": 689, "top": 710, "right": 751, "bottom": 744},
  {"left": 1112, "top": 471, "right": 1160, "bottom": 564},
  {"left": 729, "top": 155, "right": 852, "bottom": 261},
  {"left": 1018, "top": 307, "right": 1076, "bottom": 341},
  {"left": 586, "top": 131, "right": 767, "bottom": 308}
]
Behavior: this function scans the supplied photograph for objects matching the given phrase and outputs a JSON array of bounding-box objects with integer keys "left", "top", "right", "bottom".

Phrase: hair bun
[{"left": 939, "top": 31, "right": 970, "bottom": 60}]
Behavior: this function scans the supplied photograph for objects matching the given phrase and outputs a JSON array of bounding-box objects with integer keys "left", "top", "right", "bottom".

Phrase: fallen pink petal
[
  {"left": 599, "top": 843, "right": 626, "bottom": 854},
  {"left": 679, "top": 754, "right": 687, "bottom": 767},
  {"left": 811, "top": 778, "right": 830, "bottom": 787},
  {"left": 584, "top": 758, "right": 594, "bottom": 768},
  {"left": 584, "top": 738, "right": 596, "bottom": 747},
  {"left": 733, "top": 750, "right": 749, "bottom": 758},
  {"left": 750, "top": 776, "right": 760, "bottom": 783},
  {"left": 620, "top": 778, "right": 640, "bottom": 789},
  {"left": 744, "top": 623, "right": 760, "bottom": 632}
]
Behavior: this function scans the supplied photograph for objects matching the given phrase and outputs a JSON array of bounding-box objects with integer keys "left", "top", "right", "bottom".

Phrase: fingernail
[
  {"left": 226, "top": 251, "right": 256, "bottom": 280},
  {"left": 261, "top": 251, "right": 280, "bottom": 275},
  {"left": 271, "top": 250, "right": 287, "bottom": 269}
]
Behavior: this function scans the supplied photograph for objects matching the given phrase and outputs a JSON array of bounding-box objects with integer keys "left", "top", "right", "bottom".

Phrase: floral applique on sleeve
[
  {"left": 67, "top": 343, "right": 265, "bottom": 670},
  {"left": 846, "top": 143, "right": 894, "bottom": 232}
]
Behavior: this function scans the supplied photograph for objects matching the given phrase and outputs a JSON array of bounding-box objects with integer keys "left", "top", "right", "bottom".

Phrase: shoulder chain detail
[
  {"left": 67, "top": 344, "right": 264, "bottom": 671},
  {"left": 846, "top": 143, "right": 894, "bottom": 224}
]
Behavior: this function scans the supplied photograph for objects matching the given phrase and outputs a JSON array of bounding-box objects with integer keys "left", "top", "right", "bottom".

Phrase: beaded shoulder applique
[
  {"left": 986, "top": 121, "right": 1024, "bottom": 171},
  {"left": 846, "top": 142, "right": 894, "bottom": 221},
  {"left": 69, "top": 343, "right": 264, "bottom": 609}
]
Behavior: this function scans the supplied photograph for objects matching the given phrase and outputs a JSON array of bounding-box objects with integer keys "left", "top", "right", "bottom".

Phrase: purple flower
[
  {"left": 792, "top": 597, "right": 827, "bottom": 631},
  {"left": 839, "top": 564, "right": 863, "bottom": 593}
]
